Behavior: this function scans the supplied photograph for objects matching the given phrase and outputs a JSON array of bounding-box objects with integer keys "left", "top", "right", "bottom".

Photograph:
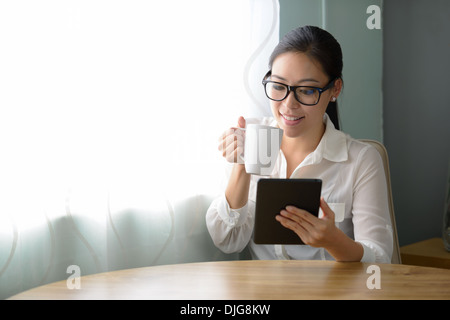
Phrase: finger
[
  {"left": 276, "top": 214, "right": 306, "bottom": 233},
  {"left": 217, "top": 130, "right": 229, "bottom": 151},
  {"left": 218, "top": 127, "right": 242, "bottom": 141},
  {"left": 235, "top": 146, "right": 244, "bottom": 164},
  {"left": 276, "top": 215, "right": 308, "bottom": 242},
  {"left": 285, "top": 206, "right": 317, "bottom": 225},
  {"left": 218, "top": 128, "right": 235, "bottom": 143},
  {"left": 225, "top": 133, "right": 244, "bottom": 151},
  {"left": 237, "top": 116, "right": 246, "bottom": 128},
  {"left": 281, "top": 210, "right": 316, "bottom": 237},
  {"left": 223, "top": 139, "right": 238, "bottom": 160},
  {"left": 280, "top": 209, "right": 302, "bottom": 224},
  {"left": 218, "top": 129, "right": 243, "bottom": 152},
  {"left": 319, "top": 197, "right": 335, "bottom": 220},
  {"left": 218, "top": 135, "right": 230, "bottom": 152},
  {"left": 229, "top": 127, "right": 245, "bottom": 140},
  {"left": 223, "top": 139, "right": 244, "bottom": 163}
]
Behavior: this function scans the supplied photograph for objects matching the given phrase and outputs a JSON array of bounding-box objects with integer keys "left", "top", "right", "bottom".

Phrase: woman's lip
[
  {"left": 280, "top": 113, "right": 304, "bottom": 125},
  {"left": 282, "top": 114, "right": 303, "bottom": 120}
]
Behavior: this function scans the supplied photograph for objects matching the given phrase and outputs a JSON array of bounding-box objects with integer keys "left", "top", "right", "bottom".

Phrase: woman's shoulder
[{"left": 346, "top": 137, "right": 384, "bottom": 168}]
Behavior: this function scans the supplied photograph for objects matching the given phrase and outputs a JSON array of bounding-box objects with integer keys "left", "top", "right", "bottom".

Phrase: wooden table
[
  {"left": 8, "top": 260, "right": 450, "bottom": 300},
  {"left": 401, "top": 238, "right": 450, "bottom": 269}
]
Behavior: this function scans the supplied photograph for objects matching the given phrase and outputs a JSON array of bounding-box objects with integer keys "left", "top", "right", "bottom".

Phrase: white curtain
[{"left": 0, "top": 0, "right": 278, "bottom": 298}]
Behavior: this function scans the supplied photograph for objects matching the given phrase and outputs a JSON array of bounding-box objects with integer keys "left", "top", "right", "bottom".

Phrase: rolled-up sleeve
[
  {"left": 352, "top": 145, "right": 394, "bottom": 263},
  {"left": 205, "top": 194, "right": 255, "bottom": 254}
]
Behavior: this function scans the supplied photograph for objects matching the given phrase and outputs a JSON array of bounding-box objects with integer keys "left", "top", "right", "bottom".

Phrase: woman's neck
[{"left": 281, "top": 122, "right": 325, "bottom": 158}]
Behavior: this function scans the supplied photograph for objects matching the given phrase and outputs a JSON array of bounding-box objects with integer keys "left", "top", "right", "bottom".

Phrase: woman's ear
[{"left": 331, "top": 78, "right": 343, "bottom": 100}]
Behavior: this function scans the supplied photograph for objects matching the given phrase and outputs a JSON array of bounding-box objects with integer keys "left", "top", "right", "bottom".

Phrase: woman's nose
[{"left": 283, "top": 90, "right": 300, "bottom": 109}]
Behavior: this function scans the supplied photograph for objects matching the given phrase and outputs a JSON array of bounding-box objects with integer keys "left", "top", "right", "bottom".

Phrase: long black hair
[{"left": 267, "top": 25, "right": 343, "bottom": 130}]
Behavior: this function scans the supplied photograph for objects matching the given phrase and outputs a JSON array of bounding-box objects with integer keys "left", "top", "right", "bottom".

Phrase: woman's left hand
[{"left": 275, "top": 197, "right": 338, "bottom": 248}]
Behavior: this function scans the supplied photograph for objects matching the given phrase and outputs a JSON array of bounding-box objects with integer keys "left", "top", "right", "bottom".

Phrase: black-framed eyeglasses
[{"left": 262, "top": 71, "right": 336, "bottom": 106}]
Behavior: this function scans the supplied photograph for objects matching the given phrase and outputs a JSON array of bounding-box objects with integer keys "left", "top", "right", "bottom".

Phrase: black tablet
[{"left": 253, "top": 178, "right": 322, "bottom": 245}]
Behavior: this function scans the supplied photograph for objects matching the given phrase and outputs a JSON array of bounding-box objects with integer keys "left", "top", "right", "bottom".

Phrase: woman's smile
[{"left": 280, "top": 112, "right": 305, "bottom": 126}]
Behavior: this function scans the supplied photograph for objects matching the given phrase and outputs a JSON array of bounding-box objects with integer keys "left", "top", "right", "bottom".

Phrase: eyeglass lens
[{"left": 265, "top": 82, "right": 320, "bottom": 105}]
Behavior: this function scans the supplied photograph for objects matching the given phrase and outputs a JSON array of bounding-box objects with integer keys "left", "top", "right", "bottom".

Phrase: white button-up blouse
[{"left": 206, "top": 115, "right": 394, "bottom": 263}]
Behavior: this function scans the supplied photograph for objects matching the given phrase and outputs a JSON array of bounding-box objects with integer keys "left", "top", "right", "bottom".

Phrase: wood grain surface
[{"left": 8, "top": 260, "right": 450, "bottom": 300}]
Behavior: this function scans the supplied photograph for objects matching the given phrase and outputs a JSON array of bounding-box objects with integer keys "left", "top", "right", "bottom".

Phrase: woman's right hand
[{"left": 218, "top": 116, "right": 246, "bottom": 163}]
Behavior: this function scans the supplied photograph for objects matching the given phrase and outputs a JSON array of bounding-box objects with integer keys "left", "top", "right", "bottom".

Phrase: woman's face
[{"left": 269, "top": 51, "right": 341, "bottom": 139}]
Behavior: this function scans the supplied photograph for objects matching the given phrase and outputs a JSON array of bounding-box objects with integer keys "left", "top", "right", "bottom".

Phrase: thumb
[
  {"left": 237, "top": 116, "right": 246, "bottom": 129},
  {"left": 319, "top": 197, "right": 335, "bottom": 221}
]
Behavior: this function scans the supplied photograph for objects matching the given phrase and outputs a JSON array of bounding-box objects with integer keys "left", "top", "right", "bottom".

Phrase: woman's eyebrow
[{"left": 271, "top": 74, "right": 321, "bottom": 84}]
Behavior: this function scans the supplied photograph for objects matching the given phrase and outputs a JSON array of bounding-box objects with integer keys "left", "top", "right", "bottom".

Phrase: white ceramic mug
[{"left": 238, "top": 124, "right": 283, "bottom": 175}]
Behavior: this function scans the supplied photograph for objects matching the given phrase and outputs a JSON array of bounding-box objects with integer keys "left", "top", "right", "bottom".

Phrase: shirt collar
[
  {"left": 270, "top": 114, "right": 349, "bottom": 165},
  {"left": 316, "top": 114, "right": 348, "bottom": 163}
]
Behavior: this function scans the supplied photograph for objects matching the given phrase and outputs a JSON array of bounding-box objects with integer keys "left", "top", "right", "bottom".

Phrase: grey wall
[
  {"left": 279, "top": 0, "right": 383, "bottom": 141},
  {"left": 383, "top": 0, "right": 450, "bottom": 245},
  {"left": 279, "top": 0, "right": 450, "bottom": 246}
]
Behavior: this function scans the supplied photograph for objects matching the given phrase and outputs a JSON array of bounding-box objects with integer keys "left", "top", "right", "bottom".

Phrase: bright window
[{"left": 0, "top": 1, "right": 279, "bottom": 227}]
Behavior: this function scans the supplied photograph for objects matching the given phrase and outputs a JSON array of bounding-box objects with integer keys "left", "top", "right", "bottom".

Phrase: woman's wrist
[
  {"left": 225, "top": 163, "right": 251, "bottom": 209},
  {"left": 324, "top": 228, "right": 364, "bottom": 262}
]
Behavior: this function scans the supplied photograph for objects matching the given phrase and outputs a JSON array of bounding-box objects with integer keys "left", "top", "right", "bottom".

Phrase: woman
[{"left": 206, "top": 26, "right": 393, "bottom": 263}]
